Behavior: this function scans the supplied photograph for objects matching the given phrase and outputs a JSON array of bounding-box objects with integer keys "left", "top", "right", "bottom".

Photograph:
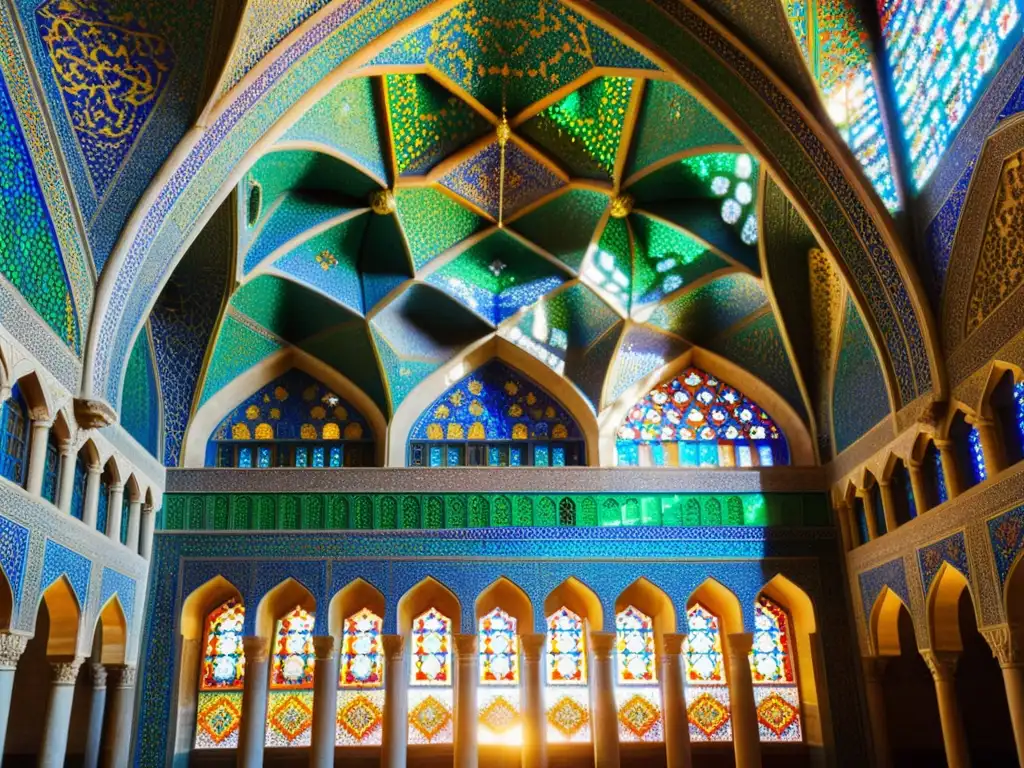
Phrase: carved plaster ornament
[
  {"left": 918, "top": 398, "right": 948, "bottom": 430},
  {"left": 51, "top": 656, "right": 86, "bottom": 685},
  {"left": 114, "top": 665, "right": 138, "bottom": 687},
  {"left": 370, "top": 189, "right": 396, "bottom": 215},
  {"left": 920, "top": 649, "right": 959, "bottom": 681},
  {"left": 74, "top": 398, "right": 117, "bottom": 429},
  {"left": 981, "top": 624, "right": 1023, "bottom": 667},
  {"left": 0, "top": 633, "right": 28, "bottom": 669},
  {"left": 610, "top": 193, "right": 634, "bottom": 219},
  {"left": 90, "top": 662, "right": 108, "bottom": 688}
]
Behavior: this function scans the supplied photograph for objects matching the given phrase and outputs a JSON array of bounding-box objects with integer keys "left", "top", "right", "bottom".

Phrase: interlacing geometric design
[
  {"left": 614, "top": 606, "right": 663, "bottom": 742},
  {"left": 478, "top": 607, "right": 521, "bottom": 744},
  {"left": 337, "top": 608, "right": 385, "bottom": 745},
  {"left": 545, "top": 606, "right": 591, "bottom": 743},
  {"left": 266, "top": 606, "right": 316, "bottom": 747},
  {"left": 751, "top": 596, "right": 802, "bottom": 741},
  {"left": 194, "top": 598, "right": 245, "bottom": 749},
  {"left": 685, "top": 603, "right": 732, "bottom": 741},
  {"left": 407, "top": 607, "right": 454, "bottom": 744}
]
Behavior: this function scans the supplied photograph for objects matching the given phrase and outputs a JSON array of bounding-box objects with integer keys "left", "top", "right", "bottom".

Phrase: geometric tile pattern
[
  {"left": 40, "top": 538, "right": 91, "bottom": 609},
  {"left": 195, "top": 691, "right": 243, "bottom": 749},
  {"left": 545, "top": 689, "right": 590, "bottom": 742},
  {"left": 754, "top": 686, "right": 801, "bottom": 741},
  {"left": 407, "top": 690, "right": 453, "bottom": 744},
  {"left": 0, "top": 514, "right": 30, "bottom": 603},
  {"left": 918, "top": 531, "right": 970, "bottom": 596},
  {"left": 615, "top": 688, "right": 663, "bottom": 742},
  {"left": 478, "top": 689, "right": 521, "bottom": 744},
  {"left": 989, "top": 503, "right": 1024, "bottom": 586},
  {"left": 686, "top": 687, "right": 732, "bottom": 741},
  {"left": 266, "top": 690, "right": 314, "bottom": 746},
  {"left": 336, "top": 689, "right": 385, "bottom": 746}
]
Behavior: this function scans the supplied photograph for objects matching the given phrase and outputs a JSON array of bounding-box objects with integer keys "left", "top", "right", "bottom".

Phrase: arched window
[
  {"left": 408, "top": 360, "right": 584, "bottom": 467},
  {"left": 70, "top": 455, "right": 87, "bottom": 521},
  {"left": 783, "top": 0, "right": 897, "bottom": 209},
  {"left": 336, "top": 608, "right": 385, "bottom": 746},
  {"left": 853, "top": 495, "right": 869, "bottom": 546},
  {"left": 922, "top": 440, "right": 948, "bottom": 510},
  {"left": 194, "top": 598, "right": 246, "bottom": 749},
  {"left": 96, "top": 470, "right": 111, "bottom": 535},
  {"left": 0, "top": 385, "right": 29, "bottom": 486},
  {"left": 616, "top": 367, "right": 788, "bottom": 468},
  {"left": 685, "top": 603, "right": 732, "bottom": 741},
  {"left": 265, "top": 606, "right": 316, "bottom": 747},
  {"left": 989, "top": 373, "right": 1024, "bottom": 466},
  {"left": 478, "top": 607, "right": 521, "bottom": 744},
  {"left": 868, "top": 478, "right": 886, "bottom": 536},
  {"left": 751, "top": 596, "right": 802, "bottom": 741},
  {"left": 407, "top": 608, "right": 454, "bottom": 744},
  {"left": 119, "top": 496, "right": 130, "bottom": 545},
  {"left": 889, "top": 460, "right": 916, "bottom": 526},
  {"left": 41, "top": 430, "right": 60, "bottom": 505},
  {"left": 545, "top": 606, "right": 590, "bottom": 743},
  {"left": 208, "top": 369, "right": 374, "bottom": 468},
  {"left": 614, "top": 606, "right": 662, "bottom": 742}
]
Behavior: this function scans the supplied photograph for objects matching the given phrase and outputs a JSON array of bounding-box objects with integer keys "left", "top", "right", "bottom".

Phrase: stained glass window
[
  {"left": 208, "top": 369, "right": 373, "bottom": 468},
  {"left": 478, "top": 608, "right": 522, "bottom": 744},
  {"left": 878, "top": 0, "right": 1020, "bottom": 188},
  {"left": 337, "top": 609, "right": 385, "bottom": 746},
  {"left": 70, "top": 457, "right": 87, "bottom": 521},
  {"left": 0, "top": 386, "right": 28, "bottom": 486},
  {"left": 751, "top": 597, "right": 802, "bottom": 741},
  {"left": 968, "top": 426, "right": 987, "bottom": 485},
  {"left": 408, "top": 360, "right": 585, "bottom": 467},
  {"left": 194, "top": 599, "right": 246, "bottom": 749},
  {"left": 614, "top": 606, "right": 662, "bottom": 743},
  {"left": 616, "top": 367, "right": 788, "bottom": 467},
  {"left": 42, "top": 434, "right": 60, "bottom": 505},
  {"left": 408, "top": 608, "right": 454, "bottom": 744},
  {"left": 545, "top": 607, "right": 591, "bottom": 743},
  {"left": 266, "top": 606, "right": 315, "bottom": 747},
  {"left": 685, "top": 603, "right": 732, "bottom": 741},
  {"left": 785, "top": 0, "right": 899, "bottom": 209},
  {"left": 96, "top": 477, "right": 109, "bottom": 535}
]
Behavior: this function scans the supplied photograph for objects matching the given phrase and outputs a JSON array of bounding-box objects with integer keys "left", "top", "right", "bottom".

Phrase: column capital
[
  {"left": 454, "top": 633, "right": 478, "bottom": 658},
  {"left": 381, "top": 633, "right": 404, "bottom": 661},
  {"left": 90, "top": 662, "right": 108, "bottom": 689},
  {"left": 0, "top": 633, "right": 29, "bottom": 669},
  {"left": 242, "top": 636, "right": 270, "bottom": 663},
  {"left": 51, "top": 656, "right": 85, "bottom": 685},
  {"left": 519, "top": 633, "right": 546, "bottom": 660},
  {"left": 313, "top": 635, "right": 336, "bottom": 660},
  {"left": 921, "top": 649, "right": 959, "bottom": 682},
  {"left": 725, "top": 631, "right": 754, "bottom": 656},
  {"left": 981, "top": 624, "right": 1024, "bottom": 668},
  {"left": 86, "top": 464, "right": 102, "bottom": 477},
  {"left": 108, "top": 664, "right": 137, "bottom": 688},
  {"left": 30, "top": 416, "right": 53, "bottom": 430},
  {"left": 108, "top": 483, "right": 124, "bottom": 494},
  {"left": 142, "top": 503, "right": 154, "bottom": 515},
  {"left": 588, "top": 630, "right": 616, "bottom": 659},
  {"left": 660, "top": 632, "right": 687, "bottom": 657}
]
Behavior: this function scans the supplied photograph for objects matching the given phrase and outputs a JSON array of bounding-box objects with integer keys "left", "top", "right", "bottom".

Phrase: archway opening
[{"left": 989, "top": 370, "right": 1024, "bottom": 467}]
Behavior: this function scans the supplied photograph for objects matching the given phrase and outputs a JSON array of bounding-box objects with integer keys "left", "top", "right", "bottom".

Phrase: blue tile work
[
  {"left": 100, "top": 567, "right": 136, "bottom": 622},
  {"left": 833, "top": 297, "right": 890, "bottom": 453},
  {"left": 41, "top": 538, "right": 91, "bottom": 609},
  {"left": 858, "top": 558, "right": 910, "bottom": 621},
  {"left": 121, "top": 324, "right": 160, "bottom": 458},
  {"left": 14, "top": 0, "right": 218, "bottom": 270},
  {"left": 917, "top": 531, "right": 970, "bottom": 597},
  {"left": 137, "top": 524, "right": 860, "bottom": 766},
  {"left": 0, "top": 514, "right": 30, "bottom": 604},
  {"left": 923, "top": 161, "right": 975, "bottom": 307},
  {"left": 989, "top": 503, "right": 1024, "bottom": 587}
]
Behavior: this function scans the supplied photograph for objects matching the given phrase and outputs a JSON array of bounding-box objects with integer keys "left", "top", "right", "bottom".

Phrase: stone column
[
  {"left": 0, "top": 633, "right": 28, "bottom": 756},
  {"left": 82, "top": 663, "right": 108, "bottom": 768},
  {"left": 105, "top": 484, "right": 124, "bottom": 542},
  {"left": 862, "top": 656, "right": 891, "bottom": 768},
  {"left": 57, "top": 444, "right": 77, "bottom": 515},
  {"left": 859, "top": 490, "right": 880, "bottom": 540},
  {"left": 921, "top": 650, "right": 970, "bottom": 768},
  {"left": 971, "top": 417, "right": 1005, "bottom": 476},
  {"left": 310, "top": 636, "right": 338, "bottom": 767},
  {"left": 102, "top": 665, "right": 137, "bottom": 768},
  {"left": 725, "top": 633, "right": 761, "bottom": 768},
  {"left": 834, "top": 500, "right": 853, "bottom": 551},
  {"left": 877, "top": 481, "right": 900, "bottom": 534},
  {"left": 38, "top": 656, "right": 85, "bottom": 768},
  {"left": 454, "top": 634, "right": 479, "bottom": 768},
  {"left": 589, "top": 631, "right": 621, "bottom": 768},
  {"left": 126, "top": 499, "right": 142, "bottom": 553},
  {"left": 237, "top": 637, "right": 271, "bottom": 768},
  {"left": 936, "top": 439, "right": 963, "bottom": 499},
  {"left": 82, "top": 464, "right": 102, "bottom": 529},
  {"left": 982, "top": 626, "right": 1024, "bottom": 765},
  {"left": 906, "top": 460, "right": 930, "bottom": 515},
  {"left": 520, "top": 633, "right": 547, "bottom": 768},
  {"left": 25, "top": 419, "right": 52, "bottom": 496},
  {"left": 380, "top": 635, "right": 407, "bottom": 768},
  {"left": 660, "top": 633, "right": 692, "bottom": 768},
  {"left": 140, "top": 503, "right": 156, "bottom": 560}
]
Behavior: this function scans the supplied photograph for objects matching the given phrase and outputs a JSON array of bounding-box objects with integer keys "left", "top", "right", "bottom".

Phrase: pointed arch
[
  {"left": 1007, "top": 550, "right": 1024, "bottom": 628},
  {"left": 476, "top": 577, "right": 533, "bottom": 633},
  {"left": 329, "top": 578, "right": 386, "bottom": 640},
  {"left": 0, "top": 562, "right": 13, "bottom": 631},
  {"left": 688, "top": 578, "right": 744, "bottom": 637},
  {"left": 389, "top": 335, "right": 600, "bottom": 466},
  {"left": 181, "top": 575, "right": 244, "bottom": 641},
  {"left": 182, "top": 348, "right": 387, "bottom": 467},
  {"left": 869, "top": 587, "right": 913, "bottom": 657},
  {"left": 615, "top": 577, "right": 677, "bottom": 640},
  {"left": 124, "top": 474, "right": 141, "bottom": 503},
  {"left": 979, "top": 363, "right": 1024, "bottom": 468},
  {"left": 39, "top": 575, "right": 81, "bottom": 657},
  {"left": 93, "top": 595, "right": 128, "bottom": 665},
  {"left": 544, "top": 576, "right": 603, "bottom": 632},
  {"left": 600, "top": 347, "right": 814, "bottom": 466},
  {"left": 397, "top": 576, "right": 461, "bottom": 635},
  {"left": 13, "top": 370, "right": 53, "bottom": 422},
  {"left": 256, "top": 577, "right": 316, "bottom": 641},
  {"left": 927, "top": 563, "right": 972, "bottom": 653}
]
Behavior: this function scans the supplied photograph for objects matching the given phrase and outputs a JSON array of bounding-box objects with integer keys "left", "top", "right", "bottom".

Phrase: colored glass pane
[
  {"left": 270, "top": 607, "right": 315, "bottom": 689},
  {"left": 479, "top": 608, "right": 519, "bottom": 684},
  {"left": 685, "top": 604, "right": 724, "bottom": 683},
  {"left": 878, "top": 0, "right": 1021, "bottom": 188},
  {"left": 615, "top": 606, "right": 656, "bottom": 683},
  {"left": 683, "top": 152, "right": 760, "bottom": 243},
  {"left": 547, "top": 607, "right": 587, "bottom": 685},
  {"left": 410, "top": 608, "right": 452, "bottom": 686},
  {"left": 968, "top": 427, "right": 987, "bottom": 484},
  {"left": 751, "top": 597, "right": 795, "bottom": 683},
  {"left": 201, "top": 599, "right": 246, "bottom": 690},
  {"left": 0, "top": 388, "right": 28, "bottom": 486},
  {"left": 42, "top": 438, "right": 60, "bottom": 505},
  {"left": 96, "top": 480, "right": 109, "bottom": 535},
  {"left": 70, "top": 458, "right": 86, "bottom": 521},
  {"left": 340, "top": 609, "right": 383, "bottom": 688}
]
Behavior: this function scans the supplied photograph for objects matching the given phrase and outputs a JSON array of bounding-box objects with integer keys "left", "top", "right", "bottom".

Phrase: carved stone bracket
[
  {"left": 920, "top": 649, "right": 960, "bottom": 682},
  {"left": 111, "top": 665, "right": 137, "bottom": 688},
  {"left": 73, "top": 398, "right": 117, "bottom": 429},
  {"left": 981, "top": 624, "right": 1024, "bottom": 667},
  {"left": 0, "top": 633, "right": 28, "bottom": 670},
  {"left": 51, "top": 656, "right": 85, "bottom": 685}
]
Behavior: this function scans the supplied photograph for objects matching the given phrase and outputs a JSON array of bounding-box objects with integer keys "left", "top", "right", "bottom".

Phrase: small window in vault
[{"left": 246, "top": 180, "right": 262, "bottom": 228}]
